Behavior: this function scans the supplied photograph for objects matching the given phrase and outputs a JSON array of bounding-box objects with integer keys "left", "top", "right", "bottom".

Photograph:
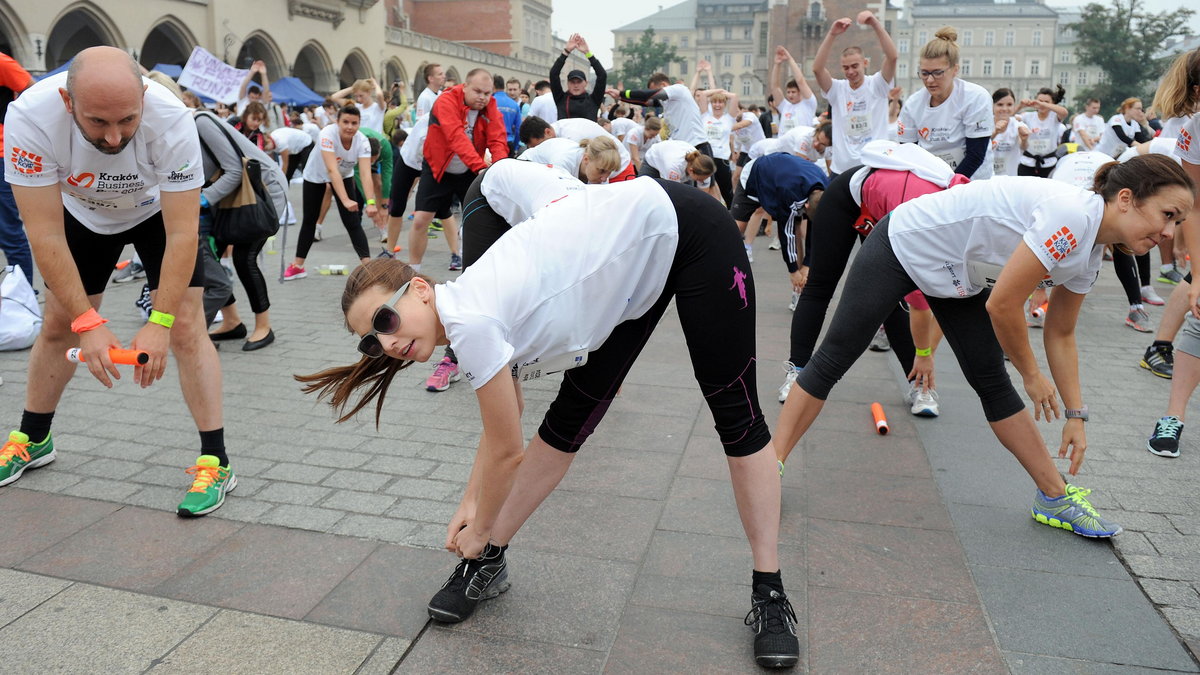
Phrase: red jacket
[{"left": 423, "top": 84, "right": 509, "bottom": 181}]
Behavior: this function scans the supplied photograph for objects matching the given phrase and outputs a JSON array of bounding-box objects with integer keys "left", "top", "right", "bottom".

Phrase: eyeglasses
[
  {"left": 919, "top": 69, "right": 949, "bottom": 81},
  {"left": 357, "top": 281, "right": 411, "bottom": 358}
]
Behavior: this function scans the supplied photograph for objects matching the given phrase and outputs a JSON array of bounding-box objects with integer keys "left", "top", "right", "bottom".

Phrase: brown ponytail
[
  {"left": 1092, "top": 154, "right": 1196, "bottom": 204},
  {"left": 295, "top": 259, "right": 435, "bottom": 426},
  {"left": 684, "top": 150, "right": 716, "bottom": 178}
]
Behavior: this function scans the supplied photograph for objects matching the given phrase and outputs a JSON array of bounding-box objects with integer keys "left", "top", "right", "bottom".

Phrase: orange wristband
[{"left": 70, "top": 308, "right": 108, "bottom": 334}]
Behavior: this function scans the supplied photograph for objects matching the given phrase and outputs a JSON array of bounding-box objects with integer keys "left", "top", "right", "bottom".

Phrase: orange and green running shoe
[
  {"left": 0, "top": 431, "right": 56, "bottom": 487},
  {"left": 177, "top": 455, "right": 236, "bottom": 517}
]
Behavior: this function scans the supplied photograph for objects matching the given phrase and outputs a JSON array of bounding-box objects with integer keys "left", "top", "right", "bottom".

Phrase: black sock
[
  {"left": 199, "top": 428, "right": 228, "bottom": 467},
  {"left": 752, "top": 569, "right": 784, "bottom": 594},
  {"left": 19, "top": 410, "right": 55, "bottom": 444},
  {"left": 445, "top": 346, "right": 458, "bottom": 364},
  {"left": 1153, "top": 340, "right": 1173, "bottom": 350}
]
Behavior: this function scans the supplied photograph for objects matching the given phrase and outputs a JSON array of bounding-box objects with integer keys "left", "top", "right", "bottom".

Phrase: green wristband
[
  {"left": 148, "top": 310, "right": 175, "bottom": 329},
  {"left": 915, "top": 347, "right": 932, "bottom": 357}
]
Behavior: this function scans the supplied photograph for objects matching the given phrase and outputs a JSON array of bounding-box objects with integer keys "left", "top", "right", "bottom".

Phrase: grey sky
[{"left": 551, "top": 0, "right": 1200, "bottom": 66}]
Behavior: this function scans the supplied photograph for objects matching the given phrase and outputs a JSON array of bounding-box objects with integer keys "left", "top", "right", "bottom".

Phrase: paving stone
[
  {"left": 382, "top": 476, "right": 460, "bottom": 501},
  {"left": 397, "top": 629, "right": 605, "bottom": 673},
  {"left": 387, "top": 498, "right": 458, "bottom": 524},
  {"left": 0, "top": 584, "right": 216, "bottom": 673},
  {"left": 1162, "top": 607, "right": 1200, "bottom": 638},
  {"left": 153, "top": 609, "right": 379, "bottom": 673},
  {"left": 1147, "top": 533, "right": 1200, "bottom": 558},
  {"left": 320, "top": 468, "right": 391, "bottom": 491},
  {"left": 605, "top": 604, "right": 757, "bottom": 673},
  {"left": 320, "top": 490, "right": 397, "bottom": 515},
  {"left": 254, "top": 482, "right": 334, "bottom": 506},
  {"left": 299, "top": 449, "right": 374, "bottom": 469},
  {"left": 207, "top": 497, "right": 275, "bottom": 523},
  {"left": 512, "top": 489, "right": 662, "bottom": 561},
  {"left": 804, "top": 466, "right": 953, "bottom": 531},
  {"left": 428, "top": 462, "right": 472, "bottom": 482},
  {"left": 331, "top": 514, "right": 414, "bottom": 543},
  {"left": 1123, "top": 554, "right": 1200, "bottom": 582},
  {"left": 257, "top": 504, "right": 347, "bottom": 532},
  {"left": 9, "top": 467, "right": 83, "bottom": 493},
  {"left": 0, "top": 569, "right": 71, "bottom": 628},
  {"left": 365, "top": 455, "right": 437, "bottom": 477},
  {"left": 1113, "top": 530, "right": 1159, "bottom": 557},
  {"left": 0, "top": 489, "right": 120, "bottom": 566},
  {"left": 154, "top": 523, "right": 377, "bottom": 619},
  {"left": 402, "top": 522, "right": 448, "bottom": 549},
  {"left": 262, "top": 462, "right": 334, "bottom": 483},
  {"left": 628, "top": 574, "right": 751, "bottom": 620},
  {"left": 355, "top": 637, "right": 411, "bottom": 675},
  {"left": 1004, "top": 652, "right": 1182, "bottom": 674},
  {"left": 1139, "top": 579, "right": 1200, "bottom": 609}
]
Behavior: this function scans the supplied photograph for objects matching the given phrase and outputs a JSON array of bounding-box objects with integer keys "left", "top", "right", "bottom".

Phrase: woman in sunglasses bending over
[{"left": 298, "top": 161, "right": 800, "bottom": 669}]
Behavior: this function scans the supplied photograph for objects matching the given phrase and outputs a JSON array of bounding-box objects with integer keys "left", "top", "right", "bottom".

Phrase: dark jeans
[
  {"left": 0, "top": 171, "right": 33, "bottom": 283},
  {"left": 798, "top": 217, "right": 1025, "bottom": 423}
]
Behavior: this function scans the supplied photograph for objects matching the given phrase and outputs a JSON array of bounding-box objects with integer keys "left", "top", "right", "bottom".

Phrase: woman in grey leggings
[{"left": 773, "top": 154, "right": 1194, "bottom": 539}]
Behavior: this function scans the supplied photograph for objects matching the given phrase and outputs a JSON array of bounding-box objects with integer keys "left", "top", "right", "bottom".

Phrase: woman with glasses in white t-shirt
[{"left": 897, "top": 27, "right": 994, "bottom": 179}]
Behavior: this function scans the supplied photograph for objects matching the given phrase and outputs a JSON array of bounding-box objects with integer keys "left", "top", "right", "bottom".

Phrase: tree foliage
[
  {"left": 611, "top": 28, "right": 685, "bottom": 87},
  {"left": 1069, "top": 0, "right": 1194, "bottom": 109}
]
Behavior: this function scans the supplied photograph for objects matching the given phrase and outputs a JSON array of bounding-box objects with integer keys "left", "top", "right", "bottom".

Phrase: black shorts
[
  {"left": 414, "top": 162, "right": 474, "bottom": 216},
  {"left": 64, "top": 209, "right": 204, "bottom": 296},
  {"left": 388, "top": 159, "right": 448, "bottom": 218},
  {"left": 639, "top": 163, "right": 661, "bottom": 179},
  {"left": 735, "top": 152, "right": 751, "bottom": 167},
  {"left": 730, "top": 181, "right": 760, "bottom": 222}
]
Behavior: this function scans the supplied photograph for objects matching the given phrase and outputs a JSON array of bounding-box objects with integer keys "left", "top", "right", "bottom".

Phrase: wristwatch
[{"left": 1065, "top": 405, "right": 1089, "bottom": 422}]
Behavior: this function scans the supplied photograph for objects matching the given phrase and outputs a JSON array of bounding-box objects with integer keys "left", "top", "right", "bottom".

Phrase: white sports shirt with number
[
  {"left": 303, "top": 123, "right": 372, "bottom": 183},
  {"left": 1018, "top": 111, "right": 1065, "bottom": 167},
  {"left": 4, "top": 73, "right": 203, "bottom": 235},
  {"left": 660, "top": 84, "right": 707, "bottom": 147},
  {"left": 435, "top": 176, "right": 679, "bottom": 389},
  {"left": 824, "top": 71, "right": 893, "bottom": 174},
  {"left": 988, "top": 118, "right": 1028, "bottom": 177},
  {"left": 776, "top": 95, "right": 817, "bottom": 135},
  {"left": 701, "top": 109, "right": 735, "bottom": 160},
  {"left": 897, "top": 78, "right": 993, "bottom": 178}
]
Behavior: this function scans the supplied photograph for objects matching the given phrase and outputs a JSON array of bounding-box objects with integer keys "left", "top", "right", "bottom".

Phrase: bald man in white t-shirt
[{"left": 2, "top": 47, "right": 233, "bottom": 518}]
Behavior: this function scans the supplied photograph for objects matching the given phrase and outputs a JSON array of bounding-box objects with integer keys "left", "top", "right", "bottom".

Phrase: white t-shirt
[
  {"left": 989, "top": 118, "right": 1028, "bottom": 177},
  {"left": 481, "top": 159, "right": 586, "bottom": 225},
  {"left": 610, "top": 117, "right": 638, "bottom": 140},
  {"left": 303, "top": 124, "right": 371, "bottom": 183},
  {"left": 445, "top": 110, "right": 480, "bottom": 175},
  {"left": 701, "top": 110, "right": 735, "bottom": 160},
  {"left": 1174, "top": 115, "right": 1200, "bottom": 164},
  {"left": 551, "top": 118, "right": 632, "bottom": 176},
  {"left": 887, "top": 119, "right": 900, "bottom": 142},
  {"left": 358, "top": 101, "right": 384, "bottom": 134},
  {"left": 416, "top": 88, "right": 440, "bottom": 120},
  {"left": 888, "top": 177, "right": 1105, "bottom": 298},
  {"left": 747, "top": 137, "right": 785, "bottom": 160},
  {"left": 401, "top": 117, "right": 429, "bottom": 171},
  {"left": 660, "top": 83, "right": 707, "bottom": 147},
  {"left": 776, "top": 95, "right": 817, "bottom": 135},
  {"left": 4, "top": 73, "right": 204, "bottom": 234},
  {"left": 301, "top": 122, "right": 322, "bottom": 145},
  {"left": 624, "top": 125, "right": 660, "bottom": 156},
  {"left": 1117, "top": 137, "right": 1183, "bottom": 165},
  {"left": 529, "top": 91, "right": 558, "bottom": 123},
  {"left": 778, "top": 126, "right": 827, "bottom": 163},
  {"left": 734, "top": 111, "right": 766, "bottom": 153},
  {"left": 1070, "top": 112, "right": 1105, "bottom": 148},
  {"left": 897, "top": 78, "right": 993, "bottom": 178},
  {"left": 520, "top": 137, "right": 585, "bottom": 179},
  {"left": 1018, "top": 111, "right": 1065, "bottom": 167},
  {"left": 269, "top": 127, "right": 314, "bottom": 155},
  {"left": 1095, "top": 114, "right": 1139, "bottom": 158},
  {"left": 1160, "top": 115, "right": 1190, "bottom": 139},
  {"left": 435, "top": 177, "right": 679, "bottom": 388},
  {"left": 644, "top": 140, "right": 699, "bottom": 181},
  {"left": 824, "top": 72, "right": 893, "bottom": 173},
  {"left": 1049, "top": 150, "right": 1111, "bottom": 189}
]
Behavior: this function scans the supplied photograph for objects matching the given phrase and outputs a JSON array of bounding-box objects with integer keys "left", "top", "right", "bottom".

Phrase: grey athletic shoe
[
  {"left": 1031, "top": 484, "right": 1122, "bottom": 538},
  {"left": 1140, "top": 343, "right": 1174, "bottom": 379},
  {"left": 868, "top": 326, "right": 890, "bottom": 352},
  {"left": 428, "top": 544, "right": 511, "bottom": 623}
]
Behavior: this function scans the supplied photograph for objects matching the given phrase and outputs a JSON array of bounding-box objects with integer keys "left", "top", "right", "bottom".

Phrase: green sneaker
[
  {"left": 1031, "top": 484, "right": 1122, "bottom": 538},
  {"left": 177, "top": 455, "right": 236, "bottom": 517},
  {"left": 0, "top": 431, "right": 56, "bottom": 487},
  {"left": 429, "top": 219, "right": 444, "bottom": 232},
  {"left": 778, "top": 459, "right": 785, "bottom": 477}
]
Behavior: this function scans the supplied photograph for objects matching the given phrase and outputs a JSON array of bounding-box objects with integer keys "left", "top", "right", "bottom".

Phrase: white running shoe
[
  {"left": 868, "top": 327, "right": 890, "bottom": 352},
  {"left": 1141, "top": 285, "right": 1165, "bottom": 306},
  {"left": 744, "top": 244, "right": 754, "bottom": 263},
  {"left": 778, "top": 362, "right": 801, "bottom": 403},
  {"left": 788, "top": 291, "right": 800, "bottom": 312},
  {"left": 768, "top": 237, "right": 781, "bottom": 250},
  {"left": 910, "top": 386, "right": 940, "bottom": 417}
]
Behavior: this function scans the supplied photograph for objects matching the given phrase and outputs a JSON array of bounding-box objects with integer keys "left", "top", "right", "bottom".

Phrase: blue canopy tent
[
  {"left": 35, "top": 59, "right": 71, "bottom": 80},
  {"left": 151, "top": 63, "right": 183, "bottom": 78},
  {"left": 268, "top": 77, "right": 324, "bottom": 107}
]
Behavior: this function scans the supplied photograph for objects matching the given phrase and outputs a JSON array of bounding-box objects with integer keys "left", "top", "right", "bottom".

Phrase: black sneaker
[
  {"left": 1148, "top": 416, "right": 1183, "bottom": 458},
  {"left": 745, "top": 584, "right": 800, "bottom": 668},
  {"left": 427, "top": 544, "right": 510, "bottom": 623},
  {"left": 1140, "top": 344, "right": 1174, "bottom": 379}
]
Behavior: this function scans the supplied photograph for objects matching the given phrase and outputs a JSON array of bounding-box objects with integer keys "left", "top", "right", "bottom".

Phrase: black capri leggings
[
  {"left": 284, "top": 144, "right": 314, "bottom": 184},
  {"left": 798, "top": 216, "right": 1025, "bottom": 423},
  {"left": 713, "top": 157, "right": 733, "bottom": 205},
  {"left": 1112, "top": 248, "right": 1151, "bottom": 306},
  {"left": 296, "top": 178, "right": 370, "bottom": 260},
  {"left": 214, "top": 235, "right": 271, "bottom": 314},
  {"left": 792, "top": 168, "right": 915, "bottom": 375},
  {"left": 462, "top": 172, "right": 771, "bottom": 456}
]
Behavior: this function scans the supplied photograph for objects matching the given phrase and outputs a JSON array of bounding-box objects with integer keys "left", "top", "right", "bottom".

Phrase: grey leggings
[{"left": 797, "top": 217, "right": 1026, "bottom": 423}]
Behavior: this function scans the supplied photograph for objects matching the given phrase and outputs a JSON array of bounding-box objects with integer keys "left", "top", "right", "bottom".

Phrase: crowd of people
[{"left": 0, "top": 17, "right": 1198, "bottom": 668}]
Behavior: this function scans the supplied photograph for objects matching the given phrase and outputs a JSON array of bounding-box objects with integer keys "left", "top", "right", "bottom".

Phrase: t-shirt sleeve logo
[
  {"left": 1179, "top": 129, "right": 1193, "bottom": 154},
  {"left": 9, "top": 147, "right": 43, "bottom": 174},
  {"left": 67, "top": 172, "right": 95, "bottom": 187},
  {"left": 1043, "top": 226, "right": 1078, "bottom": 261}
]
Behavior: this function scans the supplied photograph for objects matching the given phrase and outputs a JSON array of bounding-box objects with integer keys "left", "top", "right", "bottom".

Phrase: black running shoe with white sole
[
  {"left": 1140, "top": 343, "right": 1174, "bottom": 379},
  {"left": 1148, "top": 416, "right": 1183, "bottom": 458},
  {"left": 745, "top": 584, "right": 800, "bottom": 668},
  {"left": 427, "top": 544, "right": 511, "bottom": 623}
]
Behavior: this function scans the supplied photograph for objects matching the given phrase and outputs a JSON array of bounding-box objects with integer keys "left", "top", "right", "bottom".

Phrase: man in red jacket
[
  {"left": 409, "top": 68, "right": 509, "bottom": 393},
  {"left": 409, "top": 68, "right": 508, "bottom": 274}
]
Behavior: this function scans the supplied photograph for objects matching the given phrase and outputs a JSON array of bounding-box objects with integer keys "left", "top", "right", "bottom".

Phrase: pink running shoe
[
  {"left": 284, "top": 264, "right": 307, "bottom": 281},
  {"left": 425, "top": 357, "right": 461, "bottom": 392}
]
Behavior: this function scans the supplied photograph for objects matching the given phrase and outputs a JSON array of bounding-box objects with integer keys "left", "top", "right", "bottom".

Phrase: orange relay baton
[
  {"left": 871, "top": 402, "right": 889, "bottom": 435},
  {"left": 66, "top": 348, "right": 149, "bottom": 366}
]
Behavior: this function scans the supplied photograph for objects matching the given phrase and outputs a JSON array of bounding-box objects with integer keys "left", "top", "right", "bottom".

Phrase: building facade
[{"left": 1, "top": 0, "right": 576, "bottom": 100}]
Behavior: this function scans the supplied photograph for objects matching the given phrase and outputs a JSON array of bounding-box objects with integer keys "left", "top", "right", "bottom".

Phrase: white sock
[{"left": 409, "top": 263, "right": 421, "bottom": 272}]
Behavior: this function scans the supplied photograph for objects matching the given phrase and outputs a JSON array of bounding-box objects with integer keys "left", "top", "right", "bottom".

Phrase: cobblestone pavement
[{"left": 0, "top": 183, "right": 1197, "bottom": 670}]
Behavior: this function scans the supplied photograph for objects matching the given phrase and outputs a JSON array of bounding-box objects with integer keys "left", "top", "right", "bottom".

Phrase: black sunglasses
[{"left": 357, "top": 281, "right": 411, "bottom": 358}]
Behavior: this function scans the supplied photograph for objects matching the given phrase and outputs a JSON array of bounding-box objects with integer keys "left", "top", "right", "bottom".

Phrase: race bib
[
  {"left": 511, "top": 349, "right": 589, "bottom": 382},
  {"left": 706, "top": 124, "right": 723, "bottom": 141},
  {"left": 846, "top": 113, "right": 872, "bottom": 139}
]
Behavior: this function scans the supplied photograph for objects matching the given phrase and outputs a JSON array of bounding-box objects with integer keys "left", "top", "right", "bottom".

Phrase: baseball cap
[{"left": 567, "top": 70, "right": 587, "bottom": 82}]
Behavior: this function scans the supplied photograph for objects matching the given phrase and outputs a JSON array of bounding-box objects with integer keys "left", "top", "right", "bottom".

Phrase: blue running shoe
[{"left": 1031, "top": 484, "right": 1122, "bottom": 538}]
